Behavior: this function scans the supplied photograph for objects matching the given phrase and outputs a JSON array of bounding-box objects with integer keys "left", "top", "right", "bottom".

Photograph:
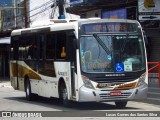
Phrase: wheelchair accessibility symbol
[{"left": 115, "top": 63, "right": 124, "bottom": 72}]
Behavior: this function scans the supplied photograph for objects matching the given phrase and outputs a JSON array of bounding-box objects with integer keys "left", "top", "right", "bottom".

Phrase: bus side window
[
  {"left": 46, "top": 34, "right": 55, "bottom": 59},
  {"left": 28, "top": 45, "right": 34, "bottom": 59},
  {"left": 25, "top": 35, "right": 36, "bottom": 59},
  {"left": 11, "top": 37, "right": 18, "bottom": 60},
  {"left": 56, "top": 32, "right": 67, "bottom": 59},
  {"left": 18, "top": 37, "right": 26, "bottom": 60},
  {"left": 37, "top": 34, "right": 46, "bottom": 60}
]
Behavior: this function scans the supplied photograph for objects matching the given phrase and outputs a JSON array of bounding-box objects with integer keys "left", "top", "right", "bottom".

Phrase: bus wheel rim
[{"left": 26, "top": 84, "right": 29, "bottom": 96}]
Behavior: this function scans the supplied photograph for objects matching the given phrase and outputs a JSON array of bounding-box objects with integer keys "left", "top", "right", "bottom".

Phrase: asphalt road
[{"left": 0, "top": 82, "right": 160, "bottom": 120}]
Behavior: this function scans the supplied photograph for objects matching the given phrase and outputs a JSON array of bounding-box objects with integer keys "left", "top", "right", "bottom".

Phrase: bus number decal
[{"left": 58, "top": 71, "right": 67, "bottom": 76}]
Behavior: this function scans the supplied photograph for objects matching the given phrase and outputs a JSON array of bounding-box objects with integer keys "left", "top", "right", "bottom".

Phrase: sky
[{"left": 0, "top": 0, "right": 13, "bottom": 7}]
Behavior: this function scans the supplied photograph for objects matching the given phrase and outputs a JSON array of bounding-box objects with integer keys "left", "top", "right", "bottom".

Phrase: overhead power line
[
  {"left": 1, "top": 0, "right": 55, "bottom": 28},
  {"left": 1, "top": 0, "right": 74, "bottom": 30}
]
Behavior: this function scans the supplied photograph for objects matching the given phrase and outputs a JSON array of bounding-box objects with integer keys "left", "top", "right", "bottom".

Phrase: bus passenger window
[
  {"left": 61, "top": 47, "right": 66, "bottom": 58},
  {"left": 39, "top": 34, "right": 46, "bottom": 60},
  {"left": 25, "top": 35, "right": 37, "bottom": 59},
  {"left": 11, "top": 37, "right": 18, "bottom": 60},
  {"left": 28, "top": 45, "right": 34, "bottom": 59},
  {"left": 18, "top": 37, "right": 26, "bottom": 60},
  {"left": 56, "top": 32, "right": 66, "bottom": 59},
  {"left": 46, "top": 34, "right": 55, "bottom": 59}
]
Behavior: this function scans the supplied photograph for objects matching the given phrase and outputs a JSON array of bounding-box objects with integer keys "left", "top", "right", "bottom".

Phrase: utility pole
[
  {"left": 0, "top": 11, "right": 2, "bottom": 31},
  {"left": 14, "top": 0, "right": 17, "bottom": 28},
  {"left": 24, "top": 0, "right": 28, "bottom": 28},
  {"left": 58, "top": 0, "right": 65, "bottom": 19}
]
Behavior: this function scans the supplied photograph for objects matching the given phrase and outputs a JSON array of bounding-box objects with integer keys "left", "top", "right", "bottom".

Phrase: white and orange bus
[{"left": 10, "top": 19, "right": 148, "bottom": 108}]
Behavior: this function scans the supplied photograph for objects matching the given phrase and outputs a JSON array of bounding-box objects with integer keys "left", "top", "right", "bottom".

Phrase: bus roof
[
  {"left": 11, "top": 22, "right": 77, "bottom": 36},
  {"left": 11, "top": 19, "right": 140, "bottom": 36}
]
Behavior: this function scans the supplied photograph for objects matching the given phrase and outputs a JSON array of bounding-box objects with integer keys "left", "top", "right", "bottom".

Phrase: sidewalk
[{"left": 0, "top": 77, "right": 11, "bottom": 88}]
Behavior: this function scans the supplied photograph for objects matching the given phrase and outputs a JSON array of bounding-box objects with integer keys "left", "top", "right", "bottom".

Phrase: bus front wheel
[
  {"left": 59, "top": 83, "right": 70, "bottom": 107},
  {"left": 115, "top": 101, "right": 127, "bottom": 109}
]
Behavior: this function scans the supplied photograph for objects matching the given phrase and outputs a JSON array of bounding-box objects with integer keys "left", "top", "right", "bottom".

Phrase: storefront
[
  {"left": 0, "top": 37, "right": 10, "bottom": 79},
  {"left": 67, "top": 0, "right": 137, "bottom": 19}
]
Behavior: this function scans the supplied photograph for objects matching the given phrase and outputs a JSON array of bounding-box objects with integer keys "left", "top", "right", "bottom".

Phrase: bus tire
[
  {"left": 25, "top": 77, "right": 35, "bottom": 101},
  {"left": 59, "top": 83, "right": 70, "bottom": 107},
  {"left": 115, "top": 101, "right": 127, "bottom": 109}
]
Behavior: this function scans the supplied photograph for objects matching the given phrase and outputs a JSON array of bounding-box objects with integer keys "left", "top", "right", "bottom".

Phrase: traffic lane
[
  {"left": 0, "top": 87, "right": 70, "bottom": 111},
  {"left": 1, "top": 87, "right": 160, "bottom": 111},
  {"left": 0, "top": 87, "right": 136, "bottom": 111}
]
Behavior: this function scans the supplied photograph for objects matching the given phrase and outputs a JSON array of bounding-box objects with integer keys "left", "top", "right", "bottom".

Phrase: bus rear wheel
[
  {"left": 25, "top": 77, "right": 35, "bottom": 101},
  {"left": 115, "top": 101, "right": 127, "bottom": 109},
  {"left": 59, "top": 83, "right": 70, "bottom": 107}
]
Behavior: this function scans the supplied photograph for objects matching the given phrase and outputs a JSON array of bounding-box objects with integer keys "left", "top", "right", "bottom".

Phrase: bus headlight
[
  {"left": 82, "top": 75, "right": 94, "bottom": 89},
  {"left": 137, "top": 73, "right": 146, "bottom": 87}
]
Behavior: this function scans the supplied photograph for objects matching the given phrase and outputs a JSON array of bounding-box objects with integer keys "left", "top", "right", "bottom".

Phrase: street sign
[
  {"left": 139, "top": 15, "right": 160, "bottom": 20},
  {"left": 138, "top": 0, "right": 160, "bottom": 21},
  {"left": 138, "top": 0, "right": 160, "bottom": 13}
]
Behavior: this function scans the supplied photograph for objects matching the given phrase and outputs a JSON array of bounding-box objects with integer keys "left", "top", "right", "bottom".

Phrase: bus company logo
[
  {"left": 97, "top": 82, "right": 128, "bottom": 88},
  {"left": 107, "top": 82, "right": 125, "bottom": 87},
  {"left": 105, "top": 74, "right": 125, "bottom": 77},
  {"left": 2, "top": 112, "right": 11, "bottom": 117}
]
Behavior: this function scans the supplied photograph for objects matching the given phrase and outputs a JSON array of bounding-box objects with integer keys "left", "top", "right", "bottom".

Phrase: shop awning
[{"left": 0, "top": 37, "right": 10, "bottom": 44}]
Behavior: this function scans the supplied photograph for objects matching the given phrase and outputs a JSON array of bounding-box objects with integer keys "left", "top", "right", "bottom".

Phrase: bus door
[{"left": 66, "top": 31, "right": 77, "bottom": 97}]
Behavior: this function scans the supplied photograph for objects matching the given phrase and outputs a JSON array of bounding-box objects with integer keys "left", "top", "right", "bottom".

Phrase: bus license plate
[{"left": 110, "top": 91, "right": 122, "bottom": 96}]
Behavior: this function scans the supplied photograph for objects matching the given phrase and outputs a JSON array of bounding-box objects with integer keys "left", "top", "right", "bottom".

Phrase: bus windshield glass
[{"left": 80, "top": 34, "right": 145, "bottom": 73}]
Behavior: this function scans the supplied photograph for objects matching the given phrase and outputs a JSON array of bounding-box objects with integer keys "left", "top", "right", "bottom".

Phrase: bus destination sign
[{"left": 81, "top": 23, "right": 138, "bottom": 33}]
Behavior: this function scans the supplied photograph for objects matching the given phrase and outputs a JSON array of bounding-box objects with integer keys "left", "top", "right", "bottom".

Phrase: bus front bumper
[{"left": 78, "top": 84, "right": 148, "bottom": 102}]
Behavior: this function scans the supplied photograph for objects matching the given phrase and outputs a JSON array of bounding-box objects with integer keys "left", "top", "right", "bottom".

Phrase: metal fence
[{"left": 148, "top": 62, "right": 160, "bottom": 88}]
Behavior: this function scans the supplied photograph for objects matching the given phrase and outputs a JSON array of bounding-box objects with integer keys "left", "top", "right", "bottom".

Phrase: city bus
[{"left": 10, "top": 19, "right": 148, "bottom": 108}]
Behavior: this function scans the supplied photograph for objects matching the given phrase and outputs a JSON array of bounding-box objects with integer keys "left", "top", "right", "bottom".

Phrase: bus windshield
[{"left": 80, "top": 34, "right": 146, "bottom": 73}]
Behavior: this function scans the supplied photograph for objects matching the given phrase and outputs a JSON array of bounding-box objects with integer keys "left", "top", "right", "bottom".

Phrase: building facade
[
  {"left": 0, "top": 0, "right": 13, "bottom": 79},
  {"left": 0, "top": 37, "right": 10, "bottom": 78},
  {"left": 0, "top": 0, "right": 12, "bottom": 7},
  {"left": 0, "top": 0, "right": 26, "bottom": 79}
]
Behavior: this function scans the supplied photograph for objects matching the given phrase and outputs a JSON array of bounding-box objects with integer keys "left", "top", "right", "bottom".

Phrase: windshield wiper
[
  {"left": 93, "top": 34, "right": 111, "bottom": 55},
  {"left": 121, "top": 39, "right": 127, "bottom": 52},
  {"left": 120, "top": 34, "right": 128, "bottom": 52}
]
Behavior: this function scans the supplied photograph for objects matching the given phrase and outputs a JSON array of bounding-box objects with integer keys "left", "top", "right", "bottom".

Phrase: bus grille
[
  {"left": 94, "top": 77, "right": 135, "bottom": 83},
  {"left": 99, "top": 92, "right": 132, "bottom": 100}
]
